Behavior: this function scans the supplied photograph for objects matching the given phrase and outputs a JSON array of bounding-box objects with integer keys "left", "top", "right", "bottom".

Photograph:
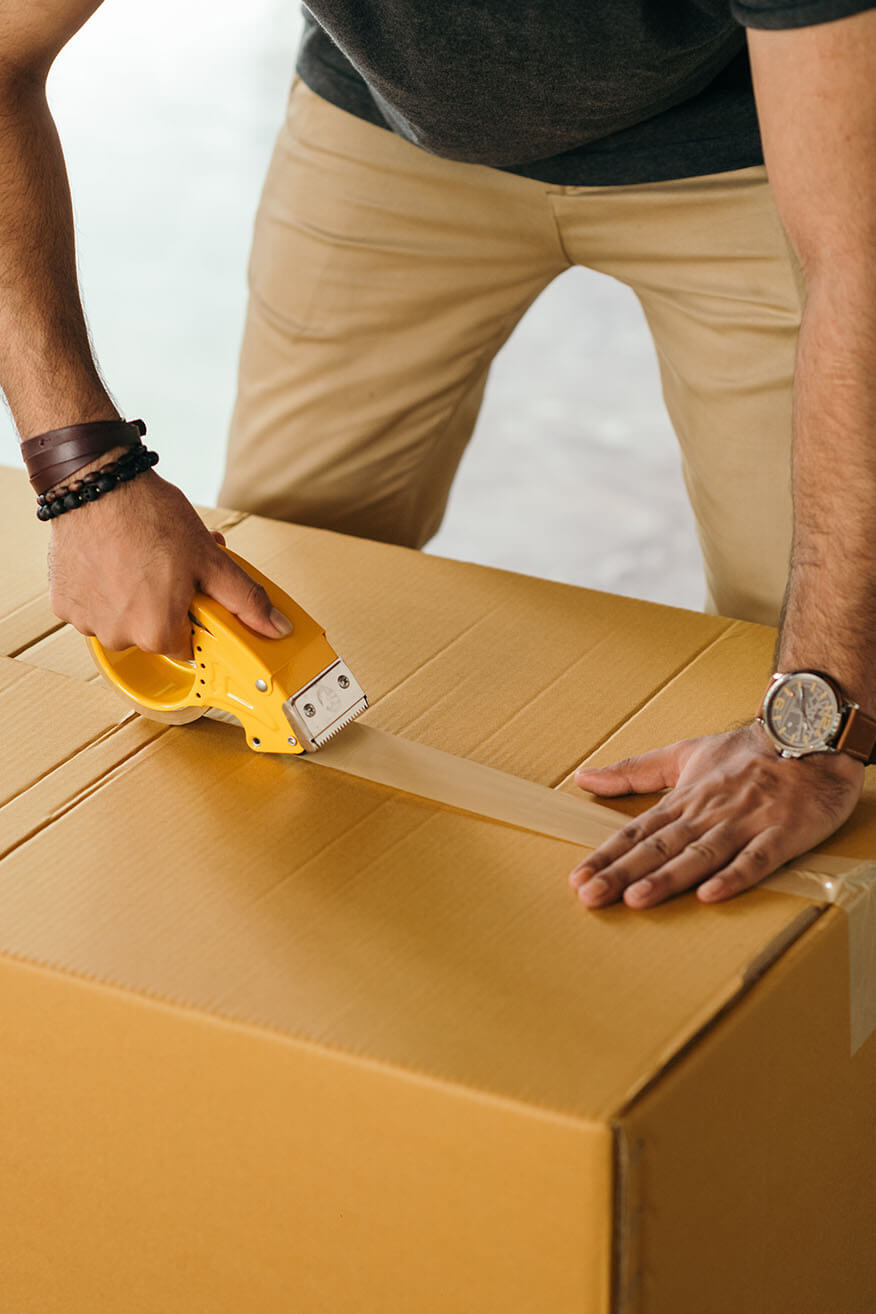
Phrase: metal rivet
[
  {"left": 338, "top": 674, "right": 350, "bottom": 689},
  {"left": 255, "top": 679, "right": 268, "bottom": 692},
  {"left": 252, "top": 738, "right": 261, "bottom": 747},
  {"left": 303, "top": 703, "right": 316, "bottom": 717},
  {"left": 288, "top": 737, "right": 298, "bottom": 747}
]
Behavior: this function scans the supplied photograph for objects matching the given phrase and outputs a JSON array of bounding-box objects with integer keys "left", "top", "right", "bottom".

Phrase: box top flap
[
  {"left": 0, "top": 478, "right": 830, "bottom": 1122},
  {"left": 0, "top": 699, "right": 818, "bottom": 1122}
]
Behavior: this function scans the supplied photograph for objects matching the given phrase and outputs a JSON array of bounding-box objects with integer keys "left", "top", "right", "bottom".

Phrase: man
[{"left": 2, "top": 2, "right": 874, "bottom": 909}]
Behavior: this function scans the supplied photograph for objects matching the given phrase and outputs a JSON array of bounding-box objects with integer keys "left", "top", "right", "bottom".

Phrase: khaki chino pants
[{"left": 220, "top": 78, "right": 804, "bottom": 626}]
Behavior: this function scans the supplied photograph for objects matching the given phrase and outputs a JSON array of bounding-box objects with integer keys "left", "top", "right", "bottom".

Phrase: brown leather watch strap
[
  {"left": 22, "top": 419, "right": 145, "bottom": 495},
  {"left": 835, "top": 706, "right": 876, "bottom": 765}
]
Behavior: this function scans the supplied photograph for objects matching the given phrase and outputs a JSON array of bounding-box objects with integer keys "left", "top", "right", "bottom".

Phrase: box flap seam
[
  {"left": 550, "top": 619, "right": 739, "bottom": 787},
  {"left": 0, "top": 720, "right": 172, "bottom": 860}
]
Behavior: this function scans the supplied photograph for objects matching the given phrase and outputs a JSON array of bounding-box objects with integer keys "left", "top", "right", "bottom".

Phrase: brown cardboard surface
[
  {"left": 2, "top": 464, "right": 875, "bottom": 1311},
  {"left": 0, "top": 710, "right": 821, "bottom": 1122},
  {"left": 0, "top": 656, "right": 131, "bottom": 810},
  {"left": 617, "top": 910, "right": 876, "bottom": 1314},
  {"left": 0, "top": 652, "right": 166, "bottom": 860},
  {"left": 15, "top": 623, "right": 105, "bottom": 682},
  {"left": 0, "top": 953, "right": 613, "bottom": 1314}
]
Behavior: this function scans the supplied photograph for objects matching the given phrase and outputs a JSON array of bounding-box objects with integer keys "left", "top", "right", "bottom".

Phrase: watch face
[{"left": 764, "top": 673, "right": 842, "bottom": 753}]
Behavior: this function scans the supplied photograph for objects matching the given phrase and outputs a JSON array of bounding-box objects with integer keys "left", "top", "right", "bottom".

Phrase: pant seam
[{"left": 544, "top": 191, "right": 575, "bottom": 267}]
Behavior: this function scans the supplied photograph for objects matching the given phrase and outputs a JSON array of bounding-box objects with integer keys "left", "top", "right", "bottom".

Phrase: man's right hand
[{"left": 48, "top": 465, "right": 293, "bottom": 660}]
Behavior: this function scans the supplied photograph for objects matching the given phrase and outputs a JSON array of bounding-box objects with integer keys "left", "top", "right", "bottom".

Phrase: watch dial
[{"left": 766, "top": 674, "right": 841, "bottom": 751}]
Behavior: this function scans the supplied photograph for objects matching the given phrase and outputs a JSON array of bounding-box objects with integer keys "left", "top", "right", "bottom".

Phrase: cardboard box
[{"left": 1, "top": 463, "right": 874, "bottom": 1312}]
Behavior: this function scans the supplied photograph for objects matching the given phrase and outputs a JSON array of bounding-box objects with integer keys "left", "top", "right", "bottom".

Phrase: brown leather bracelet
[{"left": 22, "top": 418, "right": 146, "bottom": 496}]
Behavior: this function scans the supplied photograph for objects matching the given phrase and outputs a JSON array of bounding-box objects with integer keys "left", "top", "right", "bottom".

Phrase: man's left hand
[{"left": 570, "top": 723, "right": 864, "bottom": 909}]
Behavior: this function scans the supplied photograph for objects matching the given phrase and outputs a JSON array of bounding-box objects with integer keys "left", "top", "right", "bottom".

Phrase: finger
[
  {"left": 575, "top": 813, "right": 724, "bottom": 908},
  {"left": 132, "top": 614, "right": 195, "bottom": 661},
  {"left": 697, "top": 827, "right": 786, "bottom": 903},
  {"left": 621, "top": 821, "right": 745, "bottom": 908},
  {"left": 201, "top": 550, "right": 294, "bottom": 639},
  {"left": 211, "top": 530, "right": 227, "bottom": 546},
  {"left": 576, "top": 814, "right": 705, "bottom": 907},
  {"left": 94, "top": 630, "right": 130, "bottom": 653},
  {"left": 576, "top": 814, "right": 708, "bottom": 905},
  {"left": 569, "top": 801, "right": 682, "bottom": 890},
  {"left": 61, "top": 612, "right": 95, "bottom": 638},
  {"left": 164, "top": 619, "right": 196, "bottom": 661},
  {"left": 574, "top": 745, "right": 681, "bottom": 797}
]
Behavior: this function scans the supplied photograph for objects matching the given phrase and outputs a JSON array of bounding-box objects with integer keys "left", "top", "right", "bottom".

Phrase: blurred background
[{"left": 0, "top": 0, "right": 703, "bottom": 610}]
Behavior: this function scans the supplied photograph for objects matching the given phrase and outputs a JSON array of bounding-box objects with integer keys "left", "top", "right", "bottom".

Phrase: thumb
[
  {"left": 574, "top": 745, "right": 680, "bottom": 796},
  {"left": 202, "top": 551, "right": 294, "bottom": 639}
]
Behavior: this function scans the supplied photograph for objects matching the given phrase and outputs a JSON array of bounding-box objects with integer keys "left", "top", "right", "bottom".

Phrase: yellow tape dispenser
[{"left": 88, "top": 549, "right": 368, "bottom": 754}]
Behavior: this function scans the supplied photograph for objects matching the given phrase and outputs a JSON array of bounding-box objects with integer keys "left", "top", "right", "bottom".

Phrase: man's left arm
[{"left": 570, "top": 8, "right": 876, "bottom": 909}]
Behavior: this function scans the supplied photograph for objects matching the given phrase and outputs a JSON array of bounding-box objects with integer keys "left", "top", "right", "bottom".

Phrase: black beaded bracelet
[{"left": 35, "top": 444, "right": 160, "bottom": 521}]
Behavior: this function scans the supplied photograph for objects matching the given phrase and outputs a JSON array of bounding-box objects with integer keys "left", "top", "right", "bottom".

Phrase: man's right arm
[
  {"left": 0, "top": 1, "right": 116, "bottom": 432},
  {"left": 0, "top": 2, "right": 291, "bottom": 656}
]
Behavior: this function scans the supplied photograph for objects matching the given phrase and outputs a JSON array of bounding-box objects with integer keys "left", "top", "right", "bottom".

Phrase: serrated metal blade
[
  {"left": 283, "top": 659, "right": 368, "bottom": 751},
  {"left": 311, "top": 696, "right": 369, "bottom": 748}
]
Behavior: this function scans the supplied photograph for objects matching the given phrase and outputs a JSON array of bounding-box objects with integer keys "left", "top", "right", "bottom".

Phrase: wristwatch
[{"left": 757, "top": 670, "right": 876, "bottom": 764}]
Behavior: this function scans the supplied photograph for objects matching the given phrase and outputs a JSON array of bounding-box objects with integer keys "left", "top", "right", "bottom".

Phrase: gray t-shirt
[{"left": 296, "top": 1, "right": 875, "bottom": 184}]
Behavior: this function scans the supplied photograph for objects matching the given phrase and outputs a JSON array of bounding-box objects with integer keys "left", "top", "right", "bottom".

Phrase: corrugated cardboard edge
[
  {"left": 608, "top": 899, "right": 827, "bottom": 1314},
  {"left": 0, "top": 942, "right": 606, "bottom": 1137},
  {"left": 607, "top": 854, "right": 875, "bottom": 1310}
]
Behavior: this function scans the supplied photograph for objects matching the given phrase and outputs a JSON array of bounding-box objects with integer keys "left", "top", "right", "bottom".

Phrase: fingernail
[
  {"left": 579, "top": 877, "right": 609, "bottom": 901},
  {"left": 626, "top": 879, "right": 652, "bottom": 904},
  {"left": 270, "top": 607, "right": 294, "bottom": 636}
]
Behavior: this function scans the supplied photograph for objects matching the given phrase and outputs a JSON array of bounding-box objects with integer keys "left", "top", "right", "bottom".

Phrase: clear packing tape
[
  {"left": 766, "top": 856, "right": 876, "bottom": 1055},
  {"left": 305, "top": 723, "right": 876, "bottom": 1056}
]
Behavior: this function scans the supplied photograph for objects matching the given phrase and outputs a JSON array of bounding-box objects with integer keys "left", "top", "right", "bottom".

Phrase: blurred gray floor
[{"left": 0, "top": 0, "right": 704, "bottom": 612}]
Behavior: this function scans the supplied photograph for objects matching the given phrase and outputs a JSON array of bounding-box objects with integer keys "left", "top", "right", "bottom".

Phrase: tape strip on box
[
  {"left": 306, "top": 723, "right": 876, "bottom": 1056},
  {"left": 307, "top": 721, "right": 624, "bottom": 847},
  {"left": 765, "top": 857, "right": 876, "bottom": 1055}
]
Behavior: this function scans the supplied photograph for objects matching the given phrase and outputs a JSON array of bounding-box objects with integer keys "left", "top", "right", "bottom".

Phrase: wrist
[
  {"left": 42, "top": 442, "right": 160, "bottom": 526},
  {"left": 774, "top": 651, "right": 874, "bottom": 715},
  {"left": 757, "top": 667, "right": 876, "bottom": 767},
  {"left": 777, "top": 587, "right": 876, "bottom": 713},
  {"left": 48, "top": 464, "right": 160, "bottom": 535},
  {"left": 26, "top": 416, "right": 150, "bottom": 514}
]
